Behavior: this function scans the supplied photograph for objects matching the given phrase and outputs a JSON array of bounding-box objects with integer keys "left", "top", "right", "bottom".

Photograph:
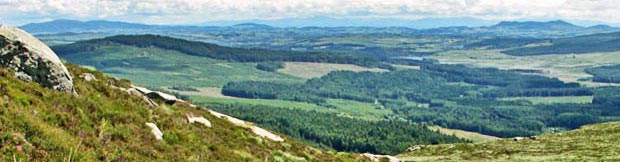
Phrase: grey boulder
[{"left": 0, "top": 25, "right": 75, "bottom": 94}]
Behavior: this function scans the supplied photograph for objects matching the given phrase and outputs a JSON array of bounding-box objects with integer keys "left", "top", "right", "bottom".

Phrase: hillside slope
[
  {"left": 1, "top": 64, "right": 364, "bottom": 161},
  {"left": 398, "top": 122, "right": 620, "bottom": 161},
  {"left": 0, "top": 25, "right": 362, "bottom": 161}
]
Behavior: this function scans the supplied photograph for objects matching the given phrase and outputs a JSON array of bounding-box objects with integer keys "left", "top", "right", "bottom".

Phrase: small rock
[
  {"left": 406, "top": 145, "right": 426, "bottom": 152},
  {"left": 79, "top": 73, "right": 96, "bottom": 81},
  {"left": 186, "top": 114, "right": 212, "bottom": 127},
  {"left": 146, "top": 91, "right": 178, "bottom": 105},
  {"left": 361, "top": 153, "right": 400, "bottom": 162},
  {"left": 145, "top": 122, "right": 163, "bottom": 141},
  {"left": 513, "top": 137, "right": 525, "bottom": 142},
  {"left": 251, "top": 126, "right": 284, "bottom": 142},
  {"left": 132, "top": 86, "right": 153, "bottom": 94}
]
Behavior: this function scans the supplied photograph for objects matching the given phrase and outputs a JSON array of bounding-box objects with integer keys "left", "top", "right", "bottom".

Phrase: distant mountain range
[
  {"left": 201, "top": 17, "right": 498, "bottom": 28},
  {"left": 19, "top": 19, "right": 620, "bottom": 38}
]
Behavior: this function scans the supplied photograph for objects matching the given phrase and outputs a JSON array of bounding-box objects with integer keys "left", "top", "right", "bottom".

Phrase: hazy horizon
[{"left": 1, "top": 0, "right": 620, "bottom": 27}]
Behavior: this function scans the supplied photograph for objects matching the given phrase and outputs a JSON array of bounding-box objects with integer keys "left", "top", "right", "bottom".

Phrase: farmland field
[
  {"left": 278, "top": 62, "right": 388, "bottom": 79},
  {"left": 428, "top": 126, "right": 501, "bottom": 143}
]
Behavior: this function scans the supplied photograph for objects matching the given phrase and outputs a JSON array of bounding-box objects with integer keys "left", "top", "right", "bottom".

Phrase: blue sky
[{"left": 1, "top": 0, "right": 619, "bottom": 26}]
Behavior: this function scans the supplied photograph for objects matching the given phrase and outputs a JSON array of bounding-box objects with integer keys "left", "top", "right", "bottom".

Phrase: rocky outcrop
[
  {"left": 0, "top": 25, "right": 75, "bottom": 94},
  {"left": 145, "top": 91, "right": 178, "bottom": 105}
]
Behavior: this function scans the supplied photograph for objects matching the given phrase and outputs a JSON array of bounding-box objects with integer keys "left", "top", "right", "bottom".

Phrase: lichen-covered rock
[{"left": 0, "top": 25, "right": 75, "bottom": 94}]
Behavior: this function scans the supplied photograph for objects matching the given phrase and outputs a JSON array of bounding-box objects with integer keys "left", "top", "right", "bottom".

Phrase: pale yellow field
[
  {"left": 278, "top": 62, "right": 388, "bottom": 79},
  {"left": 391, "top": 64, "right": 421, "bottom": 70},
  {"left": 428, "top": 50, "right": 620, "bottom": 87},
  {"left": 428, "top": 126, "right": 500, "bottom": 143}
]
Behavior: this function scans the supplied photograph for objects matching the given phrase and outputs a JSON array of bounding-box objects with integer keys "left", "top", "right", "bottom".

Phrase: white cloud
[{"left": 0, "top": 0, "right": 619, "bottom": 25}]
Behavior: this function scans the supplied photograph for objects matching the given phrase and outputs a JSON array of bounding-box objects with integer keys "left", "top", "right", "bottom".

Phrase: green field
[
  {"left": 499, "top": 96, "right": 594, "bottom": 104},
  {"left": 59, "top": 45, "right": 304, "bottom": 87}
]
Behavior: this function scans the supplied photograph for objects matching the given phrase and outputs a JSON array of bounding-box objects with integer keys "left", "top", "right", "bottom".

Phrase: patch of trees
[
  {"left": 585, "top": 65, "right": 620, "bottom": 83},
  {"left": 206, "top": 103, "right": 468, "bottom": 155},
  {"left": 255, "top": 62, "right": 284, "bottom": 72},
  {"left": 52, "top": 35, "right": 384, "bottom": 67},
  {"left": 502, "top": 32, "right": 620, "bottom": 56},
  {"left": 592, "top": 87, "right": 620, "bottom": 114}
]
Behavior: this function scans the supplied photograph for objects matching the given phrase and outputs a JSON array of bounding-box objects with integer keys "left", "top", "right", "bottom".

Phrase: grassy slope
[
  {"left": 399, "top": 122, "right": 620, "bottom": 161},
  {"left": 57, "top": 44, "right": 303, "bottom": 87},
  {"left": 0, "top": 64, "right": 361, "bottom": 161}
]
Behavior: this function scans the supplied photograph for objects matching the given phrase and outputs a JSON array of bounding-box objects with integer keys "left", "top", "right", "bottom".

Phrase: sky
[{"left": 0, "top": 0, "right": 619, "bottom": 26}]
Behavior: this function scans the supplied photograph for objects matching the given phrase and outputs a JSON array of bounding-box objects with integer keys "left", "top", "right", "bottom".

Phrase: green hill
[
  {"left": 502, "top": 32, "right": 620, "bottom": 56},
  {"left": 398, "top": 122, "right": 620, "bottom": 161}
]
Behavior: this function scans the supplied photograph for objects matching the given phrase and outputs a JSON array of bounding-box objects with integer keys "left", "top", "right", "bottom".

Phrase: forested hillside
[
  {"left": 52, "top": 35, "right": 383, "bottom": 67},
  {"left": 502, "top": 32, "right": 620, "bottom": 56}
]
